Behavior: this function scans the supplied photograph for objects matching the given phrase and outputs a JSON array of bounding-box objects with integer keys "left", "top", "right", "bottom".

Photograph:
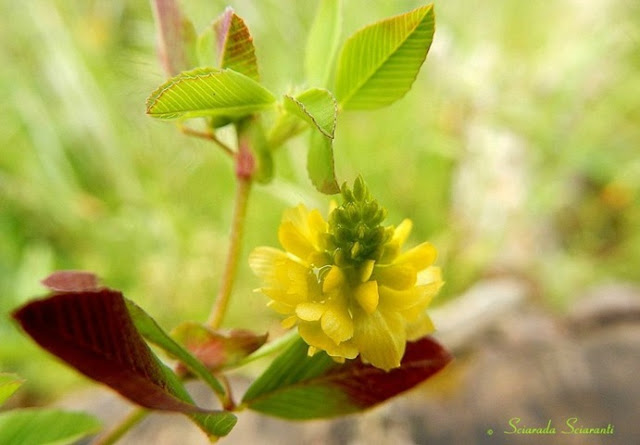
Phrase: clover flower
[{"left": 249, "top": 177, "right": 443, "bottom": 371}]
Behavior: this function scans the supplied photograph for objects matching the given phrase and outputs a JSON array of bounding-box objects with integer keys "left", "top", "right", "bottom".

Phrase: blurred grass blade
[
  {"left": 305, "top": 0, "right": 342, "bottom": 87},
  {"left": 0, "top": 408, "right": 101, "bottom": 445},
  {"left": 151, "top": 0, "right": 198, "bottom": 75},
  {"left": 335, "top": 4, "right": 435, "bottom": 110},
  {"left": 214, "top": 8, "right": 260, "bottom": 81},
  {"left": 307, "top": 130, "right": 339, "bottom": 194},
  {"left": 146, "top": 67, "right": 275, "bottom": 120},
  {"left": 284, "top": 88, "right": 338, "bottom": 139},
  {"left": 242, "top": 336, "right": 452, "bottom": 419},
  {"left": 0, "top": 373, "right": 24, "bottom": 406}
]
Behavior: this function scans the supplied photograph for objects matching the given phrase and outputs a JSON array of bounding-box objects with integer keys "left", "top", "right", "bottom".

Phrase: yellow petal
[
  {"left": 405, "top": 314, "right": 435, "bottom": 340},
  {"left": 248, "top": 247, "right": 287, "bottom": 279},
  {"left": 296, "top": 302, "right": 326, "bottom": 321},
  {"left": 262, "top": 287, "right": 302, "bottom": 307},
  {"left": 354, "top": 281, "right": 379, "bottom": 314},
  {"left": 250, "top": 247, "right": 307, "bottom": 286},
  {"left": 322, "top": 266, "right": 345, "bottom": 293},
  {"left": 417, "top": 266, "right": 443, "bottom": 286},
  {"left": 358, "top": 259, "right": 375, "bottom": 282},
  {"left": 281, "top": 315, "right": 298, "bottom": 329},
  {"left": 374, "top": 264, "right": 417, "bottom": 290},
  {"left": 278, "top": 205, "right": 328, "bottom": 264},
  {"left": 267, "top": 299, "right": 295, "bottom": 314},
  {"left": 282, "top": 203, "right": 308, "bottom": 228},
  {"left": 378, "top": 285, "right": 434, "bottom": 312},
  {"left": 308, "top": 209, "right": 329, "bottom": 246},
  {"left": 321, "top": 304, "right": 354, "bottom": 344},
  {"left": 395, "top": 242, "right": 437, "bottom": 271},
  {"left": 379, "top": 220, "right": 413, "bottom": 263},
  {"left": 299, "top": 322, "right": 359, "bottom": 359},
  {"left": 352, "top": 309, "right": 406, "bottom": 371},
  {"left": 278, "top": 220, "right": 316, "bottom": 263},
  {"left": 392, "top": 219, "right": 413, "bottom": 247}
]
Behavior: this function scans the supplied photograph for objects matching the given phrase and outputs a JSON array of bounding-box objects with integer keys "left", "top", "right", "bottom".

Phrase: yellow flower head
[{"left": 249, "top": 177, "right": 443, "bottom": 371}]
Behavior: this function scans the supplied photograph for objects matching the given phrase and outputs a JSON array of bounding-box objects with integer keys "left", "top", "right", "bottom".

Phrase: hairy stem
[
  {"left": 95, "top": 408, "right": 148, "bottom": 445},
  {"left": 207, "top": 176, "right": 252, "bottom": 329},
  {"left": 207, "top": 121, "right": 255, "bottom": 329}
]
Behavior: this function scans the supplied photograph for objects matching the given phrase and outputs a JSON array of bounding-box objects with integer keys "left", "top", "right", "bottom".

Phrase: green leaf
[
  {"left": 196, "top": 25, "right": 216, "bottom": 67},
  {"left": 335, "top": 4, "right": 435, "bottom": 110},
  {"left": 146, "top": 67, "right": 275, "bottom": 120},
  {"left": 242, "top": 335, "right": 452, "bottom": 419},
  {"left": 0, "top": 373, "right": 24, "bottom": 406},
  {"left": 305, "top": 0, "right": 342, "bottom": 87},
  {"left": 189, "top": 411, "right": 238, "bottom": 438},
  {"left": 214, "top": 8, "right": 260, "bottom": 81},
  {"left": 266, "top": 109, "right": 308, "bottom": 149},
  {"left": 284, "top": 88, "right": 338, "bottom": 139},
  {"left": 0, "top": 408, "right": 101, "bottom": 445},
  {"left": 307, "top": 130, "right": 339, "bottom": 194},
  {"left": 125, "top": 300, "right": 225, "bottom": 395},
  {"left": 150, "top": 0, "right": 198, "bottom": 75}
]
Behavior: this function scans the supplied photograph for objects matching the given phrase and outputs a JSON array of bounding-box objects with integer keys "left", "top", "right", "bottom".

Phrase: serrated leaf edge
[
  {"left": 337, "top": 4, "right": 434, "bottom": 107},
  {"left": 284, "top": 89, "right": 337, "bottom": 139},
  {"left": 145, "top": 67, "right": 274, "bottom": 117}
]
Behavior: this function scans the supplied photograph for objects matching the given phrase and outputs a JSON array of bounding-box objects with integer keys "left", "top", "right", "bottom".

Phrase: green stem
[
  {"left": 177, "top": 123, "right": 235, "bottom": 157},
  {"left": 95, "top": 408, "right": 148, "bottom": 445},
  {"left": 207, "top": 176, "right": 252, "bottom": 329}
]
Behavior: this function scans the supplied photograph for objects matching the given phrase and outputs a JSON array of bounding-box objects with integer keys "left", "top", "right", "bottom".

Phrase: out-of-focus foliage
[{"left": 1, "top": 0, "right": 639, "bottom": 402}]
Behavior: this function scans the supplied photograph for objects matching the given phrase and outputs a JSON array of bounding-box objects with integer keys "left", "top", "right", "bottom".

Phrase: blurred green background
[{"left": 1, "top": 0, "right": 639, "bottom": 404}]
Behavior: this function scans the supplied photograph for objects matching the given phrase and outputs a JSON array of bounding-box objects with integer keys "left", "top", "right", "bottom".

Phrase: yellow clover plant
[{"left": 250, "top": 177, "right": 443, "bottom": 371}]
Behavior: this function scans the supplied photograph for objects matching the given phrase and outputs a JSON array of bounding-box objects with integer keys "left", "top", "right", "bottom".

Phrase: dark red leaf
[
  {"left": 330, "top": 336, "right": 453, "bottom": 409},
  {"left": 243, "top": 335, "right": 453, "bottom": 419},
  {"left": 41, "top": 271, "right": 100, "bottom": 293},
  {"left": 12, "top": 290, "right": 200, "bottom": 413},
  {"left": 172, "top": 323, "right": 267, "bottom": 373}
]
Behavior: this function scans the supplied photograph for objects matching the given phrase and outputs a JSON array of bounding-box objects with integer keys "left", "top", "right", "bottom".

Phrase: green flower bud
[{"left": 328, "top": 176, "right": 393, "bottom": 265}]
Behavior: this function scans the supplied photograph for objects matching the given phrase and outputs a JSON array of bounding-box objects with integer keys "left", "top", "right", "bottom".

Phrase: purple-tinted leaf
[
  {"left": 13, "top": 290, "right": 199, "bottom": 412},
  {"left": 41, "top": 270, "right": 100, "bottom": 293},
  {"left": 12, "top": 288, "right": 237, "bottom": 438},
  {"left": 151, "top": 0, "right": 197, "bottom": 76},
  {"left": 242, "top": 335, "right": 452, "bottom": 419},
  {"left": 124, "top": 300, "right": 225, "bottom": 395},
  {"left": 214, "top": 8, "right": 260, "bottom": 81},
  {"left": 172, "top": 322, "right": 267, "bottom": 373}
]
